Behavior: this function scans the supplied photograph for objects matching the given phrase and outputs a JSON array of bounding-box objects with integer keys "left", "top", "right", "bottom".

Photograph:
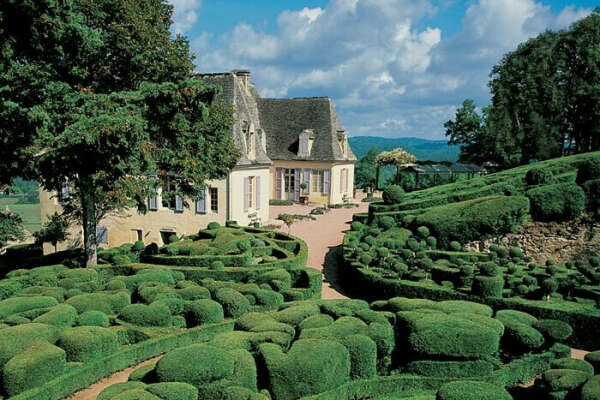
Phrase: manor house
[{"left": 39, "top": 70, "right": 356, "bottom": 253}]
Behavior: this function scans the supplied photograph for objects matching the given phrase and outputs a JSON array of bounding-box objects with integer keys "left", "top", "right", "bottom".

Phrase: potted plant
[{"left": 299, "top": 182, "right": 308, "bottom": 204}]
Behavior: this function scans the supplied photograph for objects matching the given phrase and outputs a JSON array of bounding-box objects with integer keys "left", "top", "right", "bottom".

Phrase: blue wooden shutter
[
  {"left": 96, "top": 227, "right": 108, "bottom": 244},
  {"left": 294, "top": 168, "right": 301, "bottom": 202},
  {"left": 275, "top": 168, "right": 282, "bottom": 200},
  {"left": 324, "top": 169, "right": 331, "bottom": 194},
  {"left": 304, "top": 169, "right": 311, "bottom": 194},
  {"left": 175, "top": 195, "right": 183, "bottom": 212},
  {"left": 196, "top": 188, "right": 206, "bottom": 214},
  {"left": 256, "top": 176, "right": 261, "bottom": 210},
  {"left": 244, "top": 177, "right": 249, "bottom": 212},
  {"left": 148, "top": 196, "right": 157, "bottom": 211}
]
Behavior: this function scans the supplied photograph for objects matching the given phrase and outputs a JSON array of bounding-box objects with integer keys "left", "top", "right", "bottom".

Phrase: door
[{"left": 283, "top": 169, "right": 295, "bottom": 200}]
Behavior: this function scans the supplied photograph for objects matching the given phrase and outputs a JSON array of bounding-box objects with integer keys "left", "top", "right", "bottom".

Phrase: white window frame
[
  {"left": 311, "top": 169, "right": 324, "bottom": 193},
  {"left": 210, "top": 187, "right": 218, "bottom": 213},
  {"left": 248, "top": 177, "right": 255, "bottom": 209}
]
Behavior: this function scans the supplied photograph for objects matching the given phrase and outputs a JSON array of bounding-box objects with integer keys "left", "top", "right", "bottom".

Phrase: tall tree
[
  {"left": 34, "top": 212, "right": 70, "bottom": 253},
  {"left": 0, "top": 0, "right": 239, "bottom": 266},
  {"left": 0, "top": 211, "right": 24, "bottom": 252},
  {"left": 354, "top": 147, "right": 379, "bottom": 191},
  {"left": 444, "top": 99, "right": 490, "bottom": 164}
]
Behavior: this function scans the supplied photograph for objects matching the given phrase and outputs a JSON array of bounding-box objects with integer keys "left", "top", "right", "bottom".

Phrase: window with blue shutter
[
  {"left": 96, "top": 227, "right": 108, "bottom": 244},
  {"left": 175, "top": 195, "right": 183, "bottom": 212},
  {"left": 196, "top": 188, "right": 206, "bottom": 214},
  {"left": 304, "top": 169, "right": 311, "bottom": 194},
  {"left": 323, "top": 169, "right": 331, "bottom": 194},
  {"left": 148, "top": 195, "right": 158, "bottom": 211},
  {"left": 244, "top": 177, "right": 250, "bottom": 212},
  {"left": 294, "top": 169, "right": 301, "bottom": 202},
  {"left": 275, "top": 168, "right": 282, "bottom": 200}
]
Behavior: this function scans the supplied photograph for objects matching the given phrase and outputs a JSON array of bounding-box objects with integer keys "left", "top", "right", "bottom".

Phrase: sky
[{"left": 168, "top": 0, "right": 595, "bottom": 140}]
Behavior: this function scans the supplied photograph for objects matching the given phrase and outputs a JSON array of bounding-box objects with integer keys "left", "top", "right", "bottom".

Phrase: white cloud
[
  {"left": 168, "top": 0, "right": 202, "bottom": 34},
  {"left": 190, "top": 0, "right": 592, "bottom": 140}
]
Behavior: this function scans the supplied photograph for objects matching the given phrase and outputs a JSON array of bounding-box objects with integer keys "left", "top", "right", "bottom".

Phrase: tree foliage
[
  {"left": 0, "top": 211, "right": 24, "bottom": 250},
  {"left": 34, "top": 212, "right": 70, "bottom": 252},
  {"left": 446, "top": 9, "right": 600, "bottom": 167},
  {"left": 354, "top": 147, "right": 379, "bottom": 190},
  {"left": 0, "top": 0, "right": 239, "bottom": 265}
]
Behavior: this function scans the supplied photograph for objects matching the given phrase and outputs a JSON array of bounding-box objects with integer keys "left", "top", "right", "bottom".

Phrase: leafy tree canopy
[
  {"left": 354, "top": 147, "right": 379, "bottom": 190},
  {"left": 0, "top": 211, "right": 24, "bottom": 251},
  {"left": 0, "top": 0, "right": 240, "bottom": 265}
]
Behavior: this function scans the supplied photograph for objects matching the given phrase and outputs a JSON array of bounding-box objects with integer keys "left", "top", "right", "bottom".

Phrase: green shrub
[
  {"left": 502, "top": 322, "right": 545, "bottom": 353},
  {"left": 533, "top": 319, "right": 573, "bottom": 341},
  {"left": 577, "top": 159, "right": 600, "bottom": 184},
  {"left": 207, "top": 222, "right": 221, "bottom": 230},
  {"left": 129, "top": 365, "right": 156, "bottom": 382},
  {"left": 404, "top": 359, "right": 494, "bottom": 378},
  {"left": 299, "top": 314, "right": 334, "bottom": 330},
  {"left": 144, "top": 243, "right": 160, "bottom": 256},
  {"left": 168, "top": 234, "right": 179, "bottom": 243},
  {"left": 274, "top": 304, "right": 321, "bottom": 326},
  {"left": 211, "top": 261, "right": 224, "bottom": 270},
  {"left": 339, "top": 334, "right": 377, "bottom": 379},
  {"left": 495, "top": 309, "right": 538, "bottom": 326},
  {"left": 0, "top": 295, "right": 58, "bottom": 318},
  {"left": 258, "top": 339, "right": 350, "bottom": 400},
  {"left": 214, "top": 288, "right": 251, "bottom": 318},
  {"left": 78, "top": 310, "right": 110, "bottom": 327},
  {"left": 113, "top": 254, "right": 132, "bottom": 265},
  {"left": 585, "top": 351, "right": 600, "bottom": 375},
  {"left": 449, "top": 241, "right": 461, "bottom": 252},
  {"left": 146, "top": 382, "right": 198, "bottom": 400},
  {"left": 58, "top": 326, "right": 119, "bottom": 362},
  {"left": 583, "top": 179, "right": 600, "bottom": 214},
  {"left": 98, "top": 382, "right": 148, "bottom": 400},
  {"left": 581, "top": 375, "right": 600, "bottom": 400},
  {"left": 399, "top": 311, "right": 501, "bottom": 359},
  {"left": 378, "top": 216, "right": 395, "bottom": 230},
  {"left": 549, "top": 343, "right": 572, "bottom": 359},
  {"left": 540, "top": 368, "right": 589, "bottom": 392},
  {"left": 2, "top": 340, "right": 66, "bottom": 396},
  {"left": 426, "top": 236, "right": 437, "bottom": 249},
  {"left": 525, "top": 167, "right": 554, "bottom": 186},
  {"left": 479, "top": 262, "right": 499, "bottom": 277},
  {"left": 510, "top": 247, "right": 524, "bottom": 258},
  {"left": 119, "top": 303, "right": 172, "bottom": 327},
  {"left": 415, "top": 196, "right": 530, "bottom": 248},
  {"left": 551, "top": 358, "right": 595, "bottom": 378},
  {"left": 351, "top": 222, "right": 364, "bottom": 231},
  {"left": 436, "top": 381, "right": 511, "bottom": 400},
  {"left": 186, "top": 299, "right": 224, "bottom": 326},
  {"left": 472, "top": 275, "right": 504, "bottom": 298},
  {"left": 382, "top": 185, "right": 405, "bottom": 204},
  {"left": 33, "top": 304, "right": 78, "bottom": 327},
  {"left": 0, "top": 323, "right": 59, "bottom": 368},
  {"left": 133, "top": 240, "right": 146, "bottom": 252},
  {"left": 156, "top": 344, "right": 234, "bottom": 387},
  {"left": 527, "top": 183, "right": 586, "bottom": 222},
  {"left": 67, "top": 292, "right": 130, "bottom": 314}
]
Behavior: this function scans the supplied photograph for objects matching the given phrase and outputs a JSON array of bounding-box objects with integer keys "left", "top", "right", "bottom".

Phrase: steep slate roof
[
  {"left": 197, "top": 71, "right": 355, "bottom": 164},
  {"left": 258, "top": 97, "right": 356, "bottom": 162}
]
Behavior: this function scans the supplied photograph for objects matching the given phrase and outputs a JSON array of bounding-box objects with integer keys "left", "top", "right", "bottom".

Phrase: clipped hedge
[
  {"left": 436, "top": 381, "right": 511, "bottom": 400},
  {"left": 526, "top": 183, "right": 586, "bottom": 222},
  {"left": 58, "top": 326, "right": 119, "bottom": 362}
]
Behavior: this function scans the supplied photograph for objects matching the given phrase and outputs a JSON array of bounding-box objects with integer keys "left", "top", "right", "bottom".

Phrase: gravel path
[{"left": 270, "top": 192, "right": 370, "bottom": 299}]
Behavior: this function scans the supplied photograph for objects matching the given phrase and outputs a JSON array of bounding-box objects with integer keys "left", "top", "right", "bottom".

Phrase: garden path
[{"left": 269, "top": 190, "right": 370, "bottom": 300}]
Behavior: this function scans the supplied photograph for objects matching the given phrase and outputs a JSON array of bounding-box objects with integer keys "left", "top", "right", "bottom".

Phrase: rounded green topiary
[
  {"left": 551, "top": 358, "right": 595, "bottom": 378},
  {"left": 426, "top": 236, "right": 437, "bottom": 249},
  {"left": 585, "top": 351, "right": 600, "bottom": 375},
  {"left": 97, "top": 382, "right": 148, "bottom": 400},
  {"left": 509, "top": 247, "right": 524, "bottom": 258},
  {"left": 77, "top": 310, "right": 110, "bottom": 327},
  {"left": 146, "top": 382, "right": 198, "bottom": 400},
  {"left": 479, "top": 262, "right": 499, "bottom": 277},
  {"left": 168, "top": 234, "right": 179, "bottom": 243},
  {"left": 186, "top": 299, "right": 224, "bottom": 326},
  {"left": 525, "top": 167, "right": 554, "bottom": 186},
  {"left": 58, "top": 326, "right": 119, "bottom": 362},
  {"left": 449, "top": 241, "right": 462, "bottom": 252},
  {"left": 436, "top": 381, "right": 511, "bottom": 400},
  {"left": 581, "top": 375, "right": 600, "bottom": 400},
  {"left": 214, "top": 288, "right": 251, "bottom": 318},
  {"left": 472, "top": 275, "right": 504, "bottom": 298},
  {"left": 533, "top": 319, "right": 573, "bottom": 341},
  {"left": 156, "top": 344, "right": 235, "bottom": 387},
  {"left": 143, "top": 243, "right": 160, "bottom": 256},
  {"left": 207, "top": 222, "right": 221, "bottom": 230},
  {"left": 119, "top": 303, "right": 172, "bottom": 327},
  {"left": 502, "top": 322, "right": 545, "bottom": 353},
  {"left": 211, "top": 261, "right": 225, "bottom": 270},
  {"left": 359, "top": 254, "right": 373, "bottom": 266},
  {"left": 133, "top": 240, "right": 146, "bottom": 252},
  {"left": 541, "top": 368, "right": 589, "bottom": 392},
  {"left": 378, "top": 216, "right": 395, "bottom": 230},
  {"left": 339, "top": 334, "right": 377, "bottom": 379},
  {"left": 382, "top": 185, "right": 404, "bottom": 204},
  {"left": 417, "top": 226, "right": 430, "bottom": 238},
  {"left": 351, "top": 222, "right": 363, "bottom": 231},
  {"left": 577, "top": 159, "right": 600, "bottom": 185}
]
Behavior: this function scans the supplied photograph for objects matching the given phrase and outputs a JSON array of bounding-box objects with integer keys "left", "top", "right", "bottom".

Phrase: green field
[{"left": 0, "top": 197, "right": 41, "bottom": 233}]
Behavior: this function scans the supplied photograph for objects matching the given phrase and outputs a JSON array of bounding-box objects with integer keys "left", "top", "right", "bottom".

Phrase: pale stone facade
[{"left": 39, "top": 70, "right": 355, "bottom": 253}]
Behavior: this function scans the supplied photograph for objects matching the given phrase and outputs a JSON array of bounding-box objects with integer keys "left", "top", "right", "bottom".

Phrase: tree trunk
[
  {"left": 375, "top": 166, "right": 380, "bottom": 191},
  {"left": 79, "top": 178, "right": 97, "bottom": 267}
]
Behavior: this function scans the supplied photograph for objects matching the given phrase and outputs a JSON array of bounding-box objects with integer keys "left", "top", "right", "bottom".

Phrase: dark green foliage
[
  {"left": 119, "top": 303, "right": 172, "bottom": 327},
  {"left": 339, "top": 334, "right": 377, "bottom": 379},
  {"left": 351, "top": 222, "right": 364, "bottom": 231},
  {"left": 58, "top": 326, "right": 119, "bottom": 362},
  {"left": 98, "top": 382, "right": 148, "bottom": 400},
  {"left": 144, "top": 243, "right": 160, "bottom": 256},
  {"left": 577, "top": 159, "right": 600, "bottom": 184},
  {"left": 585, "top": 351, "right": 600, "bottom": 375},
  {"left": 33, "top": 304, "right": 78, "bottom": 327},
  {"left": 404, "top": 359, "right": 494, "bottom": 378},
  {"left": 510, "top": 247, "right": 524, "bottom": 258},
  {"left": 414, "top": 195, "right": 530, "bottom": 248},
  {"left": 551, "top": 358, "right": 595, "bottom": 378},
  {"left": 168, "top": 234, "right": 179, "bottom": 244},
  {"left": 156, "top": 344, "right": 234, "bottom": 387},
  {"left": 436, "top": 381, "right": 511, "bottom": 400},
  {"left": 133, "top": 241, "right": 146, "bottom": 252},
  {"left": 0, "top": 295, "right": 58, "bottom": 318},
  {"left": 214, "top": 288, "right": 251, "bottom": 318},
  {"left": 0, "top": 323, "right": 59, "bottom": 368},
  {"left": 258, "top": 339, "right": 350, "bottom": 400},
  {"left": 211, "top": 261, "right": 224, "bottom": 270},
  {"left": 186, "top": 299, "right": 224, "bottom": 326},
  {"left": 378, "top": 216, "right": 395, "bottom": 230},
  {"left": 146, "top": 382, "right": 198, "bottom": 400},
  {"left": 540, "top": 368, "right": 589, "bottom": 392},
  {"left": 67, "top": 291, "right": 130, "bottom": 314},
  {"left": 299, "top": 314, "right": 334, "bottom": 330},
  {"left": 533, "top": 319, "right": 573, "bottom": 341},
  {"left": 582, "top": 375, "right": 600, "bottom": 400},
  {"left": 583, "top": 179, "right": 600, "bottom": 214},
  {"left": 472, "top": 275, "right": 504, "bottom": 298},
  {"left": 0, "top": 210, "right": 24, "bottom": 249},
  {"left": 542, "top": 278, "right": 559, "bottom": 297},
  {"left": 2, "top": 340, "right": 66, "bottom": 396},
  {"left": 77, "top": 310, "right": 110, "bottom": 327},
  {"left": 479, "top": 262, "right": 499, "bottom": 277},
  {"left": 382, "top": 185, "right": 405, "bottom": 204},
  {"left": 495, "top": 309, "right": 538, "bottom": 326},
  {"left": 417, "top": 226, "right": 430, "bottom": 238},
  {"left": 526, "top": 167, "right": 554, "bottom": 186},
  {"left": 502, "top": 322, "right": 545, "bottom": 353},
  {"left": 527, "top": 183, "right": 586, "bottom": 222},
  {"left": 207, "top": 222, "right": 221, "bottom": 230}
]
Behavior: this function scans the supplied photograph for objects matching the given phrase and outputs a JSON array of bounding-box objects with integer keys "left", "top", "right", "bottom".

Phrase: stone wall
[{"left": 464, "top": 220, "right": 600, "bottom": 264}]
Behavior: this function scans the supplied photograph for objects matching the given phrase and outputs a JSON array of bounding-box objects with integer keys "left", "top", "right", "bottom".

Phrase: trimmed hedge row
[{"left": 10, "top": 321, "right": 233, "bottom": 400}]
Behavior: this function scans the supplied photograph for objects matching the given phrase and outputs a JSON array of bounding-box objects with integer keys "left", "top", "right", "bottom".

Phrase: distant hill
[{"left": 349, "top": 136, "right": 460, "bottom": 162}]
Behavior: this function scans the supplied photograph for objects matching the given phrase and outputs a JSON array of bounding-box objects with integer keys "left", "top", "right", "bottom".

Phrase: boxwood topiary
[
  {"left": 339, "top": 334, "right": 377, "bottom": 379},
  {"left": 58, "top": 326, "right": 119, "bottom": 362},
  {"left": 585, "top": 351, "right": 600, "bottom": 375},
  {"left": 540, "top": 368, "right": 589, "bottom": 392},
  {"left": 214, "top": 288, "right": 251, "bottom": 318},
  {"left": 32, "top": 304, "right": 78, "bottom": 328},
  {"left": 0, "top": 323, "right": 60, "bottom": 368},
  {"left": 436, "top": 381, "right": 511, "bottom": 400},
  {"left": 551, "top": 358, "right": 595, "bottom": 378},
  {"left": 525, "top": 167, "right": 554, "bottom": 186},
  {"left": 186, "top": 299, "right": 224, "bottom": 326},
  {"left": 378, "top": 216, "right": 395, "bottom": 230},
  {"left": 576, "top": 159, "right": 600, "bottom": 185},
  {"left": 97, "top": 382, "right": 148, "bottom": 400},
  {"left": 119, "top": 303, "right": 172, "bottom": 327},
  {"left": 502, "top": 322, "right": 545, "bottom": 353},
  {"left": 472, "top": 275, "right": 504, "bottom": 298},
  {"left": 527, "top": 183, "right": 586, "bottom": 222},
  {"left": 449, "top": 241, "right": 462, "bottom": 252},
  {"left": 581, "top": 375, "right": 600, "bottom": 400},
  {"left": 207, "top": 222, "right": 221, "bottom": 230},
  {"left": 382, "top": 185, "right": 405, "bottom": 204},
  {"left": 532, "top": 319, "right": 573, "bottom": 342},
  {"left": 146, "top": 382, "right": 198, "bottom": 400}
]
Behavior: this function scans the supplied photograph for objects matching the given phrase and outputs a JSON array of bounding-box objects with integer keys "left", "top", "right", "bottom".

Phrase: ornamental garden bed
[{"left": 95, "top": 297, "right": 568, "bottom": 400}]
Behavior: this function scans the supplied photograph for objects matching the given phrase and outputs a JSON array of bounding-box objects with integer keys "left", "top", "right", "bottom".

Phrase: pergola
[{"left": 397, "top": 162, "right": 483, "bottom": 188}]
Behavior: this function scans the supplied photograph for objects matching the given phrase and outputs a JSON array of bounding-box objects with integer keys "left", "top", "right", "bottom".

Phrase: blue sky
[{"left": 169, "top": 0, "right": 595, "bottom": 140}]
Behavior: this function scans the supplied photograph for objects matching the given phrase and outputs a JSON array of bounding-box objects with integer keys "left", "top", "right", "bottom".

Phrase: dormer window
[
  {"left": 298, "top": 129, "right": 315, "bottom": 157},
  {"left": 337, "top": 130, "right": 348, "bottom": 158}
]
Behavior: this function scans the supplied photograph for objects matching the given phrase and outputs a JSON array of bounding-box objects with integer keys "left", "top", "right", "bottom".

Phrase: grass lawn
[{"left": 0, "top": 197, "right": 41, "bottom": 233}]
